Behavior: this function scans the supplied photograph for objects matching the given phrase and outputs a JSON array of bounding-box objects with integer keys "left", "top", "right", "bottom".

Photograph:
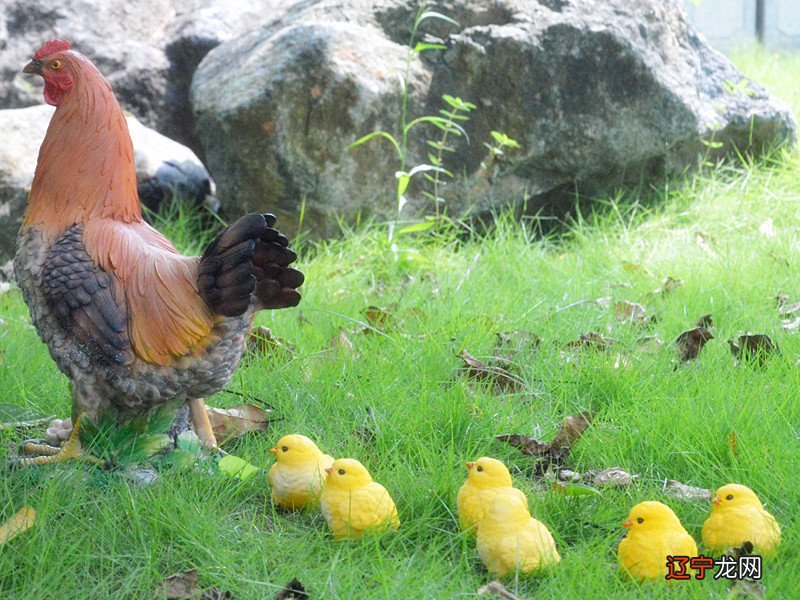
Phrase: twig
[{"left": 477, "top": 581, "right": 523, "bottom": 600}]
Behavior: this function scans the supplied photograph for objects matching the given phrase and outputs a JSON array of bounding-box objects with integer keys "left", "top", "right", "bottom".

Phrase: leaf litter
[
  {"left": 206, "top": 404, "right": 269, "bottom": 444},
  {"left": 457, "top": 349, "right": 525, "bottom": 394}
]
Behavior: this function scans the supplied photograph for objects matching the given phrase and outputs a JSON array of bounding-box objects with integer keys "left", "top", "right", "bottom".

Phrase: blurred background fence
[{"left": 684, "top": 0, "right": 800, "bottom": 50}]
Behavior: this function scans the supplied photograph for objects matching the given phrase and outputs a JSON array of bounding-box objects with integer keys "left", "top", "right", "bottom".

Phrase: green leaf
[
  {"left": 398, "top": 220, "right": 437, "bottom": 234},
  {"left": 408, "top": 164, "right": 446, "bottom": 177},
  {"left": 218, "top": 455, "right": 260, "bottom": 481},
  {"left": 413, "top": 42, "right": 447, "bottom": 53},
  {"left": 395, "top": 171, "right": 411, "bottom": 197},
  {"left": 416, "top": 11, "right": 460, "bottom": 28},
  {"left": 349, "top": 131, "right": 403, "bottom": 160},
  {"left": 442, "top": 95, "right": 475, "bottom": 111}
]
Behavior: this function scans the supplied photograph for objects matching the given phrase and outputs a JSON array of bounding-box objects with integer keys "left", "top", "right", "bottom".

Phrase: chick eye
[
  {"left": 51, "top": 60, "right": 61, "bottom": 69},
  {"left": 281, "top": 446, "right": 288, "bottom": 452},
  {"left": 637, "top": 517, "right": 644, "bottom": 524},
  {"left": 726, "top": 494, "right": 734, "bottom": 501},
  {"left": 337, "top": 469, "right": 345, "bottom": 475},
  {"left": 476, "top": 466, "right": 483, "bottom": 472}
]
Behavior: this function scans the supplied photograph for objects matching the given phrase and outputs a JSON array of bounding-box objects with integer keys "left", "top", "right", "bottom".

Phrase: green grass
[{"left": 1, "top": 49, "right": 799, "bottom": 599}]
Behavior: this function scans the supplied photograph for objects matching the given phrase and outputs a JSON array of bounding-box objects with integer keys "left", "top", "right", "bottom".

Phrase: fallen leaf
[
  {"left": 584, "top": 467, "right": 638, "bottom": 487},
  {"left": 612, "top": 353, "right": 631, "bottom": 369},
  {"left": 566, "top": 332, "right": 614, "bottom": 351},
  {"left": 675, "top": 326, "right": 713, "bottom": 361},
  {"left": 663, "top": 479, "right": 712, "bottom": 501},
  {"left": 275, "top": 578, "right": 308, "bottom": 600},
  {"left": 247, "top": 326, "right": 295, "bottom": 360},
  {"left": 729, "top": 333, "right": 778, "bottom": 365},
  {"left": 0, "top": 507, "right": 36, "bottom": 546},
  {"left": 207, "top": 404, "right": 269, "bottom": 444},
  {"left": 551, "top": 412, "right": 594, "bottom": 448},
  {"left": 695, "top": 231, "right": 715, "bottom": 256},
  {"left": 363, "top": 305, "right": 395, "bottom": 329},
  {"left": 778, "top": 301, "right": 800, "bottom": 316},
  {"left": 218, "top": 455, "right": 260, "bottom": 481},
  {"left": 652, "top": 276, "right": 684, "bottom": 296},
  {"left": 157, "top": 570, "right": 198, "bottom": 599},
  {"left": 476, "top": 581, "right": 522, "bottom": 600},
  {"left": 775, "top": 293, "right": 790, "bottom": 307},
  {"left": 614, "top": 301, "right": 648, "bottom": 324},
  {"left": 328, "top": 328, "right": 354, "bottom": 353},
  {"left": 457, "top": 349, "right": 525, "bottom": 394},
  {"left": 496, "top": 412, "right": 593, "bottom": 476},
  {"left": 695, "top": 314, "right": 713, "bottom": 329},
  {"left": 493, "top": 330, "right": 542, "bottom": 359},
  {"left": 780, "top": 316, "right": 800, "bottom": 331},
  {"left": 594, "top": 296, "right": 612, "bottom": 310}
]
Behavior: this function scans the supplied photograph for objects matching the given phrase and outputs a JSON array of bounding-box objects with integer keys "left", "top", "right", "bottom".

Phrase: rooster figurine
[{"left": 15, "top": 40, "right": 303, "bottom": 465}]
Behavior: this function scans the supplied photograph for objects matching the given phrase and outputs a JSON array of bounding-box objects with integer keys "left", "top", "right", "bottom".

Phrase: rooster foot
[{"left": 15, "top": 414, "right": 103, "bottom": 467}]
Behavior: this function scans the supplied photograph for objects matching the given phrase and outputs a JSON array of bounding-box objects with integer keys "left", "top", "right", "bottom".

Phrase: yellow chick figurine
[
  {"left": 476, "top": 488, "right": 560, "bottom": 577},
  {"left": 457, "top": 457, "right": 528, "bottom": 532},
  {"left": 268, "top": 434, "right": 334, "bottom": 509},
  {"left": 702, "top": 484, "right": 781, "bottom": 555},
  {"left": 617, "top": 501, "right": 698, "bottom": 581},
  {"left": 320, "top": 458, "right": 400, "bottom": 538}
]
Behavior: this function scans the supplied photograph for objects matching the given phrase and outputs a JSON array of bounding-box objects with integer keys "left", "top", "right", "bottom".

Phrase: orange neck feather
[{"left": 24, "top": 53, "right": 142, "bottom": 238}]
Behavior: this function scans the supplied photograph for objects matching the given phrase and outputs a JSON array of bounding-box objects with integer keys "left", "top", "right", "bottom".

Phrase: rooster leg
[
  {"left": 187, "top": 398, "right": 218, "bottom": 450},
  {"left": 16, "top": 413, "right": 103, "bottom": 467}
]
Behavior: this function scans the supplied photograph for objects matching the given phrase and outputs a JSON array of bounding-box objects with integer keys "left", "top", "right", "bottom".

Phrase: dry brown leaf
[
  {"left": 695, "top": 231, "right": 715, "bottom": 256},
  {"left": 0, "top": 507, "right": 36, "bottom": 546},
  {"left": 567, "top": 332, "right": 614, "bottom": 351},
  {"left": 778, "top": 301, "right": 800, "bottom": 316},
  {"left": 652, "top": 276, "right": 683, "bottom": 296},
  {"left": 158, "top": 570, "right": 199, "bottom": 599},
  {"left": 585, "top": 467, "right": 638, "bottom": 487},
  {"left": 663, "top": 479, "right": 712, "bottom": 501},
  {"left": 476, "top": 581, "right": 522, "bottom": 600},
  {"left": 614, "top": 301, "right": 648, "bottom": 324},
  {"left": 363, "top": 305, "right": 395, "bottom": 329},
  {"left": 494, "top": 330, "right": 542, "bottom": 359},
  {"left": 780, "top": 317, "right": 800, "bottom": 331},
  {"left": 457, "top": 349, "right": 525, "bottom": 394},
  {"left": 675, "top": 326, "right": 713, "bottom": 361},
  {"left": 247, "top": 326, "right": 295, "bottom": 359},
  {"left": 329, "top": 328, "right": 354, "bottom": 352},
  {"left": 594, "top": 296, "right": 613, "bottom": 310},
  {"left": 775, "top": 293, "right": 790, "bottom": 307},
  {"left": 696, "top": 314, "right": 713, "bottom": 329},
  {"left": 729, "top": 333, "right": 779, "bottom": 365},
  {"left": 275, "top": 578, "right": 308, "bottom": 600},
  {"left": 206, "top": 404, "right": 269, "bottom": 444},
  {"left": 496, "top": 412, "right": 593, "bottom": 476}
]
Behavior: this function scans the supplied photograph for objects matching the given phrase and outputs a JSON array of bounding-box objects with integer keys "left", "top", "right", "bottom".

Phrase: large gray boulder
[
  {"left": 0, "top": 0, "right": 282, "bottom": 155},
  {"left": 192, "top": 0, "right": 796, "bottom": 237},
  {"left": 0, "top": 105, "right": 216, "bottom": 262}
]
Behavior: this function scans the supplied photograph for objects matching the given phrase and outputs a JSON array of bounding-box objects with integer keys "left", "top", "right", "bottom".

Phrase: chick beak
[
  {"left": 23, "top": 60, "right": 42, "bottom": 75},
  {"left": 712, "top": 496, "right": 721, "bottom": 505},
  {"left": 268, "top": 447, "right": 277, "bottom": 455},
  {"left": 465, "top": 462, "right": 475, "bottom": 470},
  {"left": 622, "top": 520, "right": 632, "bottom": 528},
  {"left": 325, "top": 467, "right": 333, "bottom": 474}
]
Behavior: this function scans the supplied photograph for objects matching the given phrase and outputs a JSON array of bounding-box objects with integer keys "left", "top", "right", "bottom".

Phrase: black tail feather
[{"left": 198, "top": 213, "right": 303, "bottom": 317}]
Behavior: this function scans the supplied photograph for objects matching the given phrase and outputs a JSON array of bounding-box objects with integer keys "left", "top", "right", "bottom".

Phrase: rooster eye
[
  {"left": 476, "top": 466, "right": 483, "bottom": 472},
  {"left": 51, "top": 60, "right": 61, "bottom": 69},
  {"left": 281, "top": 446, "right": 288, "bottom": 452},
  {"left": 726, "top": 494, "right": 734, "bottom": 501},
  {"left": 637, "top": 517, "right": 644, "bottom": 524},
  {"left": 338, "top": 469, "right": 345, "bottom": 475}
]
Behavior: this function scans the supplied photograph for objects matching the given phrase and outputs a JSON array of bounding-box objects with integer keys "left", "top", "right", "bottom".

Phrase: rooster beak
[
  {"left": 325, "top": 467, "right": 333, "bottom": 474},
  {"left": 465, "top": 462, "right": 475, "bottom": 470},
  {"left": 712, "top": 496, "right": 721, "bottom": 505},
  {"left": 622, "top": 520, "right": 632, "bottom": 528},
  {"left": 23, "top": 60, "right": 42, "bottom": 75},
  {"left": 268, "top": 447, "right": 277, "bottom": 455}
]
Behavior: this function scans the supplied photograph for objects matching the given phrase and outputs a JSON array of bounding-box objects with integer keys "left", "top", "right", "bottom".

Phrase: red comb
[{"left": 34, "top": 40, "right": 71, "bottom": 60}]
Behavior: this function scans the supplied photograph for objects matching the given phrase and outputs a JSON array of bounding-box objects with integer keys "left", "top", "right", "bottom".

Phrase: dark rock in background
[{"left": 192, "top": 0, "right": 796, "bottom": 237}]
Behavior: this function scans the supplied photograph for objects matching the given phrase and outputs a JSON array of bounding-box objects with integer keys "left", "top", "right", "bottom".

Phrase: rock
[
  {"left": 0, "top": 104, "right": 216, "bottom": 261},
  {"left": 192, "top": 0, "right": 796, "bottom": 237},
  {"left": 0, "top": 0, "right": 283, "bottom": 156}
]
